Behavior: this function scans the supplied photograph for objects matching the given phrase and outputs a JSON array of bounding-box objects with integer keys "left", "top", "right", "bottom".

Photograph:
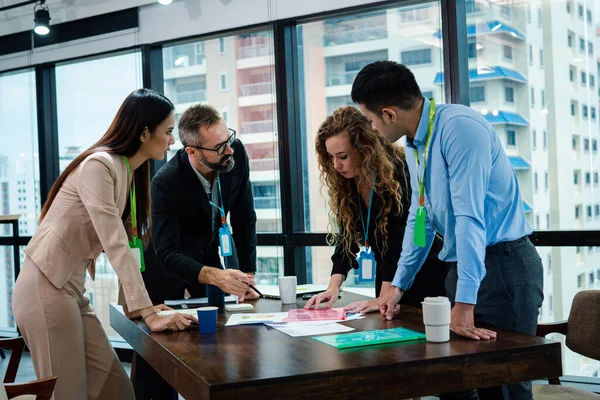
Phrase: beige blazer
[{"left": 23, "top": 152, "right": 152, "bottom": 312}]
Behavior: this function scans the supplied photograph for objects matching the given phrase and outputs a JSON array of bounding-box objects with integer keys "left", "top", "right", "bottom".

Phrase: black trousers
[{"left": 440, "top": 237, "right": 544, "bottom": 400}]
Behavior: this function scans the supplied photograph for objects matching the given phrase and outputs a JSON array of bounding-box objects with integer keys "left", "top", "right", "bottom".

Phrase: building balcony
[
  {"left": 238, "top": 43, "right": 271, "bottom": 59},
  {"left": 249, "top": 157, "right": 277, "bottom": 172},
  {"left": 324, "top": 25, "right": 387, "bottom": 46},
  {"left": 434, "top": 21, "right": 525, "bottom": 42},
  {"left": 164, "top": 54, "right": 206, "bottom": 71},
  {"left": 175, "top": 90, "right": 206, "bottom": 105},
  {"left": 483, "top": 111, "right": 528, "bottom": 127},
  {"left": 434, "top": 66, "right": 527, "bottom": 85},
  {"left": 239, "top": 82, "right": 273, "bottom": 97},
  {"left": 163, "top": 63, "right": 207, "bottom": 80},
  {"left": 241, "top": 120, "right": 275, "bottom": 135},
  {"left": 397, "top": 4, "right": 434, "bottom": 25},
  {"left": 254, "top": 196, "right": 279, "bottom": 209},
  {"left": 326, "top": 71, "right": 358, "bottom": 87},
  {"left": 509, "top": 155, "right": 531, "bottom": 170}
]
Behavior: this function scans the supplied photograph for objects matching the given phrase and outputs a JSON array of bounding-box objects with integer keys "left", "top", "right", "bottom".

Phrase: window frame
[{"left": 0, "top": 2, "right": 597, "bottom": 356}]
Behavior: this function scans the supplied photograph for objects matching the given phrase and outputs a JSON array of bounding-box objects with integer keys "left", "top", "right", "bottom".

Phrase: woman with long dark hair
[
  {"left": 306, "top": 106, "right": 448, "bottom": 313},
  {"left": 12, "top": 89, "right": 196, "bottom": 400}
]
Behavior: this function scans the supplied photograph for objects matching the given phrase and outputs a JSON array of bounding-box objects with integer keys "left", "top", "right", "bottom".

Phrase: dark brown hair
[{"left": 40, "top": 89, "right": 174, "bottom": 245}]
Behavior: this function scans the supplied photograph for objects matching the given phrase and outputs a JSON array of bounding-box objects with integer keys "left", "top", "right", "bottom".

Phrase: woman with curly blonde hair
[{"left": 305, "top": 106, "right": 448, "bottom": 314}]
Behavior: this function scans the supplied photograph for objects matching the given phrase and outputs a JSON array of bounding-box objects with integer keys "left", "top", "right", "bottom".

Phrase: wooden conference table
[{"left": 110, "top": 293, "right": 562, "bottom": 400}]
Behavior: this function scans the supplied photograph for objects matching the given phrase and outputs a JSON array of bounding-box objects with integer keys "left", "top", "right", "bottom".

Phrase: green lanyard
[
  {"left": 123, "top": 157, "right": 145, "bottom": 271},
  {"left": 123, "top": 157, "right": 138, "bottom": 238},
  {"left": 413, "top": 99, "right": 436, "bottom": 248},
  {"left": 356, "top": 173, "right": 377, "bottom": 249}
]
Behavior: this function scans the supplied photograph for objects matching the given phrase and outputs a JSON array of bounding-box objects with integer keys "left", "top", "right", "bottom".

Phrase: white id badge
[
  {"left": 219, "top": 224, "right": 233, "bottom": 257},
  {"left": 357, "top": 248, "right": 375, "bottom": 283},
  {"left": 361, "top": 257, "right": 373, "bottom": 280},
  {"left": 130, "top": 247, "right": 143, "bottom": 270}
]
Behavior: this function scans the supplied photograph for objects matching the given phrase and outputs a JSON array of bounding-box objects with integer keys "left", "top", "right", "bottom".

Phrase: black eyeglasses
[{"left": 188, "top": 128, "right": 236, "bottom": 156}]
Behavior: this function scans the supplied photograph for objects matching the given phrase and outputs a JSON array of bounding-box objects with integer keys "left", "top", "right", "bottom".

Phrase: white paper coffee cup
[
  {"left": 278, "top": 276, "right": 297, "bottom": 304},
  {"left": 422, "top": 296, "right": 451, "bottom": 343}
]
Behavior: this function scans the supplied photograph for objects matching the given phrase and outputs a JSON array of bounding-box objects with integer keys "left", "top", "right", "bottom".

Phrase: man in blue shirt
[{"left": 351, "top": 61, "right": 543, "bottom": 400}]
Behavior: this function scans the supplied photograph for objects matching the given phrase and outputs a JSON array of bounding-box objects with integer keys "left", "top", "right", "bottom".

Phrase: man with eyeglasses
[{"left": 148, "top": 104, "right": 258, "bottom": 305}]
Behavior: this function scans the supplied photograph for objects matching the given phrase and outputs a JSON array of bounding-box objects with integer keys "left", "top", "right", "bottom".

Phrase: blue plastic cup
[
  {"left": 206, "top": 284, "right": 225, "bottom": 307},
  {"left": 197, "top": 307, "right": 218, "bottom": 334}
]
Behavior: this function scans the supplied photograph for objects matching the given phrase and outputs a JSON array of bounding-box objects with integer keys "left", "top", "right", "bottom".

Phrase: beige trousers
[{"left": 12, "top": 257, "right": 134, "bottom": 400}]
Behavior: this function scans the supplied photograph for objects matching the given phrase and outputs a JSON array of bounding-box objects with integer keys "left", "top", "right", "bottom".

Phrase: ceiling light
[
  {"left": 480, "top": 108, "right": 488, "bottom": 115},
  {"left": 174, "top": 56, "right": 185, "bottom": 66},
  {"left": 158, "top": 0, "right": 173, "bottom": 5},
  {"left": 33, "top": 1, "right": 50, "bottom": 36},
  {"left": 492, "top": 109, "right": 499, "bottom": 116}
]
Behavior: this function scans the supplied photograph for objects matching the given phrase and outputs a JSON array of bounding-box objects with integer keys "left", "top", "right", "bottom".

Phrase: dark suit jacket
[
  {"left": 147, "top": 140, "right": 257, "bottom": 300},
  {"left": 331, "top": 159, "right": 449, "bottom": 307}
]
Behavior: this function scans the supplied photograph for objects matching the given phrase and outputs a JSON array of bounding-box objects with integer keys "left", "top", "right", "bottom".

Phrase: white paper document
[
  {"left": 225, "top": 312, "right": 288, "bottom": 326},
  {"left": 164, "top": 295, "right": 237, "bottom": 306},
  {"left": 225, "top": 311, "right": 365, "bottom": 327},
  {"left": 157, "top": 308, "right": 203, "bottom": 317},
  {"left": 258, "top": 284, "right": 332, "bottom": 299},
  {"left": 269, "top": 323, "right": 355, "bottom": 337}
]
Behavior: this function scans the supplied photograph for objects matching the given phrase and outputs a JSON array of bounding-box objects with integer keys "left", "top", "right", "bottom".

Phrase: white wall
[{"left": 0, "top": 0, "right": 387, "bottom": 73}]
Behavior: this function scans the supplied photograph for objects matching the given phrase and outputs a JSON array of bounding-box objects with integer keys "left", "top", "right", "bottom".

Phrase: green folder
[{"left": 313, "top": 327, "right": 426, "bottom": 349}]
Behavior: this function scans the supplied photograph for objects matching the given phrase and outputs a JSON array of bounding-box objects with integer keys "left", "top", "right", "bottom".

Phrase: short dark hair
[
  {"left": 351, "top": 61, "right": 422, "bottom": 114},
  {"left": 178, "top": 104, "right": 221, "bottom": 147}
]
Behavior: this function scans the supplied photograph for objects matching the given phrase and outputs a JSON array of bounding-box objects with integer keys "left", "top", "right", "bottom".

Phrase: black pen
[{"left": 247, "top": 284, "right": 264, "bottom": 298}]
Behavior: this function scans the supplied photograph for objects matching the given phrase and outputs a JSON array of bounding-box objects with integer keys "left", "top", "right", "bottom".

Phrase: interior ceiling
[
  {"left": 0, "top": 0, "right": 154, "bottom": 26},
  {"left": 1, "top": 0, "right": 83, "bottom": 20}
]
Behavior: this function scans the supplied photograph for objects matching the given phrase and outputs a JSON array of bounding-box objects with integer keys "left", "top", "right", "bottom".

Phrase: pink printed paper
[{"left": 283, "top": 308, "right": 347, "bottom": 322}]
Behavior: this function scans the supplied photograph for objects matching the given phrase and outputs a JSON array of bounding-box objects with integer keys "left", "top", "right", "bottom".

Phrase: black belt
[{"left": 485, "top": 235, "right": 530, "bottom": 256}]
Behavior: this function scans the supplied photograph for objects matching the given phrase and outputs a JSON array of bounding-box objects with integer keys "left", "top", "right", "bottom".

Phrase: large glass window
[
  {"left": 0, "top": 247, "right": 17, "bottom": 333},
  {"left": 538, "top": 247, "right": 600, "bottom": 377},
  {"left": 470, "top": 86, "right": 485, "bottom": 102},
  {"left": 162, "top": 29, "right": 282, "bottom": 284},
  {"left": 254, "top": 246, "right": 284, "bottom": 286},
  {"left": 0, "top": 70, "right": 40, "bottom": 237},
  {"left": 56, "top": 51, "right": 143, "bottom": 173},
  {"left": 0, "top": 70, "right": 39, "bottom": 332},
  {"left": 55, "top": 52, "right": 143, "bottom": 340},
  {"left": 297, "top": 1, "right": 445, "bottom": 287},
  {"left": 468, "top": 0, "right": 600, "bottom": 379}
]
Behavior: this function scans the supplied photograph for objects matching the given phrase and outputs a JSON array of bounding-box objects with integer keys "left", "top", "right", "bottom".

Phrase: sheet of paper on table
[
  {"left": 224, "top": 311, "right": 364, "bottom": 328},
  {"left": 164, "top": 296, "right": 237, "bottom": 306},
  {"left": 283, "top": 307, "right": 347, "bottom": 322},
  {"left": 225, "top": 312, "right": 288, "bottom": 326},
  {"left": 269, "top": 322, "right": 355, "bottom": 337}
]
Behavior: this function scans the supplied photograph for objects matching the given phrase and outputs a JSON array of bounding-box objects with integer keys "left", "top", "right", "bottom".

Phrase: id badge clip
[
  {"left": 219, "top": 223, "right": 233, "bottom": 257},
  {"left": 129, "top": 236, "right": 146, "bottom": 272},
  {"left": 357, "top": 245, "right": 376, "bottom": 283}
]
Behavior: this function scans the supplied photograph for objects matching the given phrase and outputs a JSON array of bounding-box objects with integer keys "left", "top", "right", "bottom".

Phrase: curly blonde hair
[{"left": 315, "top": 106, "right": 408, "bottom": 258}]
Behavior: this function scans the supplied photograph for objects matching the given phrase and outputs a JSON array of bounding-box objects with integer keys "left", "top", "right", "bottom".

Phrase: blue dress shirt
[{"left": 392, "top": 97, "right": 532, "bottom": 304}]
